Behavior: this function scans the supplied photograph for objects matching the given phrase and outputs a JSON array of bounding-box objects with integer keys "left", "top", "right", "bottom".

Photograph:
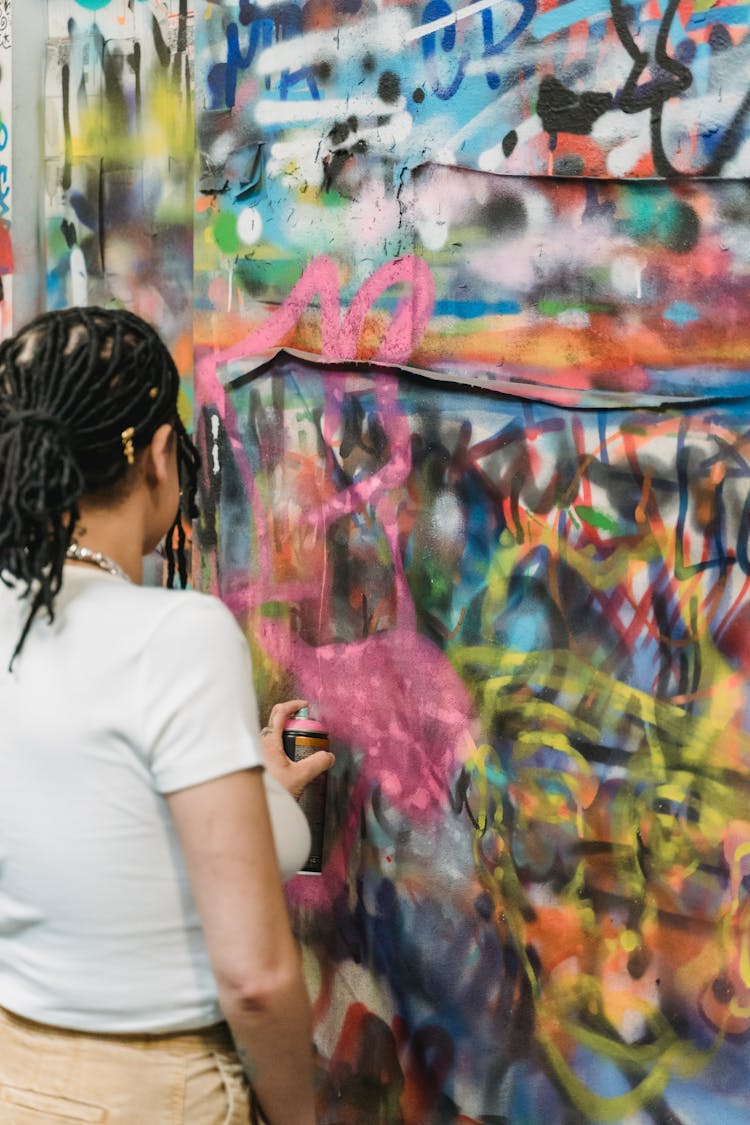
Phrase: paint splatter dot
[
  {"left": 314, "top": 59, "right": 333, "bottom": 82},
  {"left": 659, "top": 200, "right": 700, "bottom": 253},
  {"left": 620, "top": 929, "right": 639, "bottom": 953},
  {"left": 502, "top": 130, "right": 518, "bottom": 158},
  {"left": 709, "top": 24, "right": 732, "bottom": 51},
  {"left": 413, "top": 87, "right": 425, "bottom": 104},
  {"left": 213, "top": 211, "right": 240, "bottom": 255},
  {"left": 362, "top": 54, "right": 376, "bottom": 73},
  {"left": 675, "top": 38, "right": 696, "bottom": 63},
  {"left": 627, "top": 948, "right": 649, "bottom": 979},
  {"left": 237, "top": 207, "right": 263, "bottom": 246},
  {"left": 378, "top": 71, "right": 401, "bottom": 103},
  {"left": 75, "top": 0, "right": 118, "bottom": 8},
  {"left": 483, "top": 193, "right": 527, "bottom": 235},
  {"left": 474, "top": 892, "right": 494, "bottom": 920},
  {"left": 329, "top": 121, "right": 351, "bottom": 145},
  {"left": 712, "top": 976, "right": 734, "bottom": 1003}
]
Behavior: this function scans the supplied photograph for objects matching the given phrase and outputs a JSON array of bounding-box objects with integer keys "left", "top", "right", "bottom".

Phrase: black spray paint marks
[
  {"left": 151, "top": 14, "right": 170, "bottom": 67},
  {"left": 314, "top": 59, "right": 333, "bottom": 83},
  {"left": 502, "top": 130, "right": 518, "bottom": 158},
  {"left": 323, "top": 140, "right": 368, "bottom": 191},
  {"left": 482, "top": 193, "right": 527, "bottom": 235},
  {"left": 537, "top": 76, "right": 613, "bottom": 136},
  {"left": 177, "top": 0, "right": 189, "bottom": 56},
  {"left": 61, "top": 219, "right": 78, "bottom": 249},
  {"left": 329, "top": 116, "right": 358, "bottom": 146},
  {"left": 378, "top": 71, "right": 401, "bottom": 104},
  {"left": 610, "top": 0, "right": 750, "bottom": 175},
  {"left": 61, "top": 62, "right": 72, "bottom": 193},
  {"left": 101, "top": 36, "right": 143, "bottom": 137},
  {"left": 612, "top": 0, "right": 693, "bottom": 114},
  {"left": 661, "top": 200, "right": 700, "bottom": 252}
]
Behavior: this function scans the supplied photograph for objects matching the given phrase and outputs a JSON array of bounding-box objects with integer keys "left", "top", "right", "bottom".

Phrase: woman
[{"left": 0, "top": 307, "right": 332, "bottom": 1123}]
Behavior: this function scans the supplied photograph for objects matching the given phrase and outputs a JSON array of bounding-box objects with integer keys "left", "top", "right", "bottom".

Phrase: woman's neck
[{"left": 70, "top": 502, "right": 145, "bottom": 585}]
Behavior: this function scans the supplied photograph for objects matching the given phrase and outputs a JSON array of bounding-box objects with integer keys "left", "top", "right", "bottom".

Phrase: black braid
[{"left": 0, "top": 307, "right": 201, "bottom": 668}]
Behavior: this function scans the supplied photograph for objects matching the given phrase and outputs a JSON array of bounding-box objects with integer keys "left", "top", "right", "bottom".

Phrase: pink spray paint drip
[
  {"left": 196, "top": 252, "right": 436, "bottom": 378},
  {"left": 194, "top": 260, "right": 473, "bottom": 910},
  {"left": 259, "top": 621, "right": 474, "bottom": 818}
]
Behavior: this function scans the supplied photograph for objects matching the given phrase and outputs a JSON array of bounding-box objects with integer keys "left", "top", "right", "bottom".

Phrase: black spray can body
[{"left": 282, "top": 708, "right": 328, "bottom": 874}]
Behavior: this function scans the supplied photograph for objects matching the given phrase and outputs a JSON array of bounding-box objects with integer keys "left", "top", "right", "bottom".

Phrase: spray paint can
[{"left": 283, "top": 707, "right": 328, "bottom": 874}]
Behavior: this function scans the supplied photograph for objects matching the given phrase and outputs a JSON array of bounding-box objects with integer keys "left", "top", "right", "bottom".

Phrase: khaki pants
[{"left": 0, "top": 1006, "right": 263, "bottom": 1124}]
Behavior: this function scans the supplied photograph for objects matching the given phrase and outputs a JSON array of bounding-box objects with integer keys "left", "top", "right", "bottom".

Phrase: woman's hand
[{"left": 260, "top": 699, "right": 335, "bottom": 801}]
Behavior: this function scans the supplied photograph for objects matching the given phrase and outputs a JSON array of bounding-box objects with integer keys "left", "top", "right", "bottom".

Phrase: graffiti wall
[
  {"left": 28, "top": 0, "right": 750, "bottom": 1120},
  {"left": 44, "top": 0, "right": 194, "bottom": 363},
  {"left": 198, "top": 354, "right": 750, "bottom": 1123},
  {"left": 193, "top": 0, "right": 750, "bottom": 391},
  {"left": 191, "top": 0, "right": 750, "bottom": 1120}
]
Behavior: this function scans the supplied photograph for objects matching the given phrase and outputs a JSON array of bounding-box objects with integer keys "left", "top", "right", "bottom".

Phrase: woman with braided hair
[{"left": 0, "top": 307, "right": 332, "bottom": 1124}]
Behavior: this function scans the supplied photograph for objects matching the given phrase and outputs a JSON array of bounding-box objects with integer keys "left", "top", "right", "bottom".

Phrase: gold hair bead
[
  {"left": 121, "top": 426, "right": 135, "bottom": 465},
  {"left": 148, "top": 387, "right": 158, "bottom": 399}
]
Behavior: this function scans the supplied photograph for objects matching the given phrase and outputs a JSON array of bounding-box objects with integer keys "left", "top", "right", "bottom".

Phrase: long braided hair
[{"left": 0, "top": 307, "right": 201, "bottom": 666}]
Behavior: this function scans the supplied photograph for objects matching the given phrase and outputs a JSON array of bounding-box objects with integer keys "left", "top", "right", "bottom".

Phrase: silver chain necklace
[{"left": 65, "top": 543, "right": 133, "bottom": 583}]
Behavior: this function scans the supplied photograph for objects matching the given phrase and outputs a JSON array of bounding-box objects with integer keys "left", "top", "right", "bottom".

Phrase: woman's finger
[
  {"left": 267, "top": 699, "right": 309, "bottom": 731},
  {"left": 284, "top": 751, "right": 335, "bottom": 800}
]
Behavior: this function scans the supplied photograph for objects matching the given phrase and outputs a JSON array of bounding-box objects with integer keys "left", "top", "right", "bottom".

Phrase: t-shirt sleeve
[{"left": 140, "top": 594, "right": 265, "bottom": 795}]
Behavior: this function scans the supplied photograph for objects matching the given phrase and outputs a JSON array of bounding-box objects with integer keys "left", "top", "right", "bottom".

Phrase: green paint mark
[
  {"left": 213, "top": 211, "right": 240, "bottom": 255},
  {"left": 575, "top": 505, "right": 622, "bottom": 533},
  {"left": 619, "top": 190, "right": 699, "bottom": 254},
  {"left": 321, "top": 191, "right": 346, "bottom": 208},
  {"left": 259, "top": 602, "right": 289, "bottom": 618},
  {"left": 538, "top": 298, "right": 612, "bottom": 317}
]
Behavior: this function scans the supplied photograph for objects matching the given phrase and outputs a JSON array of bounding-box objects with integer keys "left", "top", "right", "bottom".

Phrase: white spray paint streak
[
  {"left": 70, "top": 244, "right": 88, "bottom": 306},
  {"left": 269, "top": 110, "right": 413, "bottom": 165},
  {"left": 658, "top": 89, "right": 746, "bottom": 134},
  {"left": 255, "top": 11, "right": 411, "bottom": 74},
  {"left": 593, "top": 91, "right": 745, "bottom": 140},
  {"left": 606, "top": 131, "right": 651, "bottom": 176},
  {"left": 404, "top": 0, "right": 507, "bottom": 42},
  {"left": 590, "top": 110, "right": 643, "bottom": 145},
  {"left": 207, "top": 130, "right": 238, "bottom": 169},
  {"left": 267, "top": 111, "right": 414, "bottom": 187},
  {"left": 211, "top": 413, "right": 220, "bottom": 476},
  {"left": 256, "top": 95, "right": 407, "bottom": 126},
  {"left": 722, "top": 136, "right": 750, "bottom": 178}
]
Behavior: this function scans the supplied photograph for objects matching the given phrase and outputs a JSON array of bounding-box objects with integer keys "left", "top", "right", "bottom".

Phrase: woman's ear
[{"left": 145, "top": 423, "right": 176, "bottom": 486}]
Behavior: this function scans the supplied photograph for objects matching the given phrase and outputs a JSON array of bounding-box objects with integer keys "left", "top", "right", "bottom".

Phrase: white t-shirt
[{"left": 0, "top": 566, "right": 310, "bottom": 1033}]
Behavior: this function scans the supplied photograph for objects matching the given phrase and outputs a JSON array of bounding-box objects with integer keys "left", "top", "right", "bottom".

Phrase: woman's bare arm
[{"left": 166, "top": 768, "right": 316, "bottom": 1125}]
